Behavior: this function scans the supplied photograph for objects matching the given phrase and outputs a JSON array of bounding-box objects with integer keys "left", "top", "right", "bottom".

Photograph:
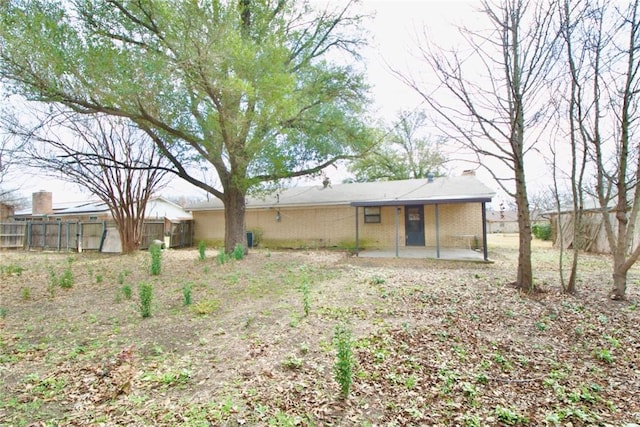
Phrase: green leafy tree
[
  {"left": 347, "top": 110, "right": 447, "bottom": 182},
  {"left": 0, "top": 0, "right": 372, "bottom": 252}
]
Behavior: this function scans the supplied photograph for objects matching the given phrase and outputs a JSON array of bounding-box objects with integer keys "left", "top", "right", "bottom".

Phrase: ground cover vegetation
[{"left": 0, "top": 236, "right": 638, "bottom": 426}]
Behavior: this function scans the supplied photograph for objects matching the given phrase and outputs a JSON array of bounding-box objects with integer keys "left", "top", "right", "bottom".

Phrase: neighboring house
[
  {"left": 7, "top": 191, "right": 193, "bottom": 252},
  {"left": 486, "top": 209, "right": 547, "bottom": 234},
  {"left": 486, "top": 210, "right": 519, "bottom": 233},
  {"left": 188, "top": 172, "right": 496, "bottom": 260}
]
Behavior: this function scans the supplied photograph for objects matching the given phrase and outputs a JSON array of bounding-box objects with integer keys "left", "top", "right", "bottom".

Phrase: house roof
[
  {"left": 14, "top": 196, "right": 192, "bottom": 221},
  {"left": 187, "top": 176, "right": 495, "bottom": 211}
]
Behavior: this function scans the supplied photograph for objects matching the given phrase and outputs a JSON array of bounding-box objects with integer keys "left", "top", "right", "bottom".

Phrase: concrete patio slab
[{"left": 355, "top": 246, "right": 489, "bottom": 262}]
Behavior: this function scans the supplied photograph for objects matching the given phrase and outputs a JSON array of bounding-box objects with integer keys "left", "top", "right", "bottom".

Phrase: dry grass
[{"left": 0, "top": 237, "right": 638, "bottom": 426}]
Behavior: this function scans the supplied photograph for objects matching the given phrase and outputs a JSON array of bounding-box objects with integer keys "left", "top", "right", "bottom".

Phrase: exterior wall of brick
[{"left": 193, "top": 202, "right": 485, "bottom": 249}]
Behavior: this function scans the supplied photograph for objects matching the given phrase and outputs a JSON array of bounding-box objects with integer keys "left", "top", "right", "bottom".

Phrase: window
[{"left": 364, "top": 207, "right": 381, "bottom": 223}]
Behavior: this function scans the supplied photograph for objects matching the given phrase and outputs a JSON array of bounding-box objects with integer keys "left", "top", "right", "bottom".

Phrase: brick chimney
[
  {"left": 462, "top": 170, "right": 476, "bottom": 176},
  {"left": 32, "top": 191, "right": 53, "bottom": 216}
]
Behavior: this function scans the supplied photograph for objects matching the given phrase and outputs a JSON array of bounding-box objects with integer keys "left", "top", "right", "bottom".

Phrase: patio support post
[
  {"left": 435, "top": 204, "right": 441, "bottom": 259},
  {"left": 482, "top": 202, "right": 488, "bottom": 261},
  {"left": 354, "top": 206, "right": 359, "bottom": 256},
  {"left": 395, "top": 207, "right": 399, "bottom": 257}
]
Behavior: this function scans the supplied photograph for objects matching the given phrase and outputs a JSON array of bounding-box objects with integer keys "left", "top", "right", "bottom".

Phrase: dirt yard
[{"left": 0, "top": 235, "right": 639, "bottom": 426}]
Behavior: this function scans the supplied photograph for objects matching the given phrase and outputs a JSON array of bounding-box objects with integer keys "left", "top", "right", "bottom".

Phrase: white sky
[{"left": 9, "top": 0, "right": 522, "bottom": 207}]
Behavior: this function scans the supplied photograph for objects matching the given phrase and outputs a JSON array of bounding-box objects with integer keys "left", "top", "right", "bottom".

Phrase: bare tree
[
  {"left": 402, "top": 0, "right": 557, "bottom": 292},
  {"left": 12, "top": 108, "right": 170, "bottom": 254},
  {"left": 550, "top": 0, "right": 594, "bottom": 294},
  {"left": 585, "top": 0, "right": 640, "bottom": 300}
]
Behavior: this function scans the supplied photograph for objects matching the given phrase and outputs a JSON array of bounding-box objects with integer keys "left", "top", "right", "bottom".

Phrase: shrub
[
  {"left": 334, "top": 323, "right": 355, "bottom": 399},
  {"left": 198, "top": 240, "right": 206, "bottom": 261},
  {"left": 532, "top": 223, "right": 552, "bottom": 240},
  {"left": 149, "top": 243, "right": 162, "bottom": 275},
  {"left": 138, "top": 282, "right": 153, "bottom": 318}
]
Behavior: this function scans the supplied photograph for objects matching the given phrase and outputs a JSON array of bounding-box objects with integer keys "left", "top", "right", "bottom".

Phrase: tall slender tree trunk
[
  {"left": 514, "top": 169, "right": 533, "bottom": 291},
  {"left": 223, "top": 185, "right": 247, "bottom": 254}
]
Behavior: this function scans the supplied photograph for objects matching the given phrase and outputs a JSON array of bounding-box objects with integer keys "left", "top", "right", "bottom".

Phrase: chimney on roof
[
  {"left": 32, "top": 191, "right": 53, "bottom": 216},
  {"left": 462, "top": 170, "right": 476, "bottom": 176}
]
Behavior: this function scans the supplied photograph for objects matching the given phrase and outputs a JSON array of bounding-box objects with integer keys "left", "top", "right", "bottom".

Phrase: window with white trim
[{"left": 364, "top": 207, "right": 381, "bottom": 223}]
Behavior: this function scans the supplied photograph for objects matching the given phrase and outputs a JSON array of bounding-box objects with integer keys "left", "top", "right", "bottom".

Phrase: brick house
[{"left": 188, "top": 172, "right": 495, "bottom": 260}]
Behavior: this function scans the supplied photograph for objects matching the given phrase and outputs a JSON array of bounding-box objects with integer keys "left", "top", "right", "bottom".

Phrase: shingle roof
[{"left": 187, "top": 176, "right": 495, "bottom": 211}]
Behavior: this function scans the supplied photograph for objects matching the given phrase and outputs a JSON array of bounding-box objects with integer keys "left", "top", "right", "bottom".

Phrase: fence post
[
  {"left": 57, "top": 221, "right": 62, "bottom": 251},
  {"left": 78, "top": 223, "right": 83, "bottom": 253}
]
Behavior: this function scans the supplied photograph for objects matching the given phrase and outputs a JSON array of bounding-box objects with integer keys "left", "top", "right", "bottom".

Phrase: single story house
[
  {"left": 188, "top": 172, "right": 496, "bottom": 260},
  {"left": 486, "top": 209, "right": 547, "bottom": 234},
  {"left": 8, "top": 191, "right": 193, "bottom": 252},
  {"left": 486, "top": 209, "right": 519, "bottom": 233}
]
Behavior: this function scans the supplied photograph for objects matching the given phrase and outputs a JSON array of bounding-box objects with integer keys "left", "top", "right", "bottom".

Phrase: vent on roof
[{"left": 462, "top": 169, "right": 476, "bottom": 176}]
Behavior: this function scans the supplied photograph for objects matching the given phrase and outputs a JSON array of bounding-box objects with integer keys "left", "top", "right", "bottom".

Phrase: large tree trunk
[{"left": 223, "top": 185, "right": 247, "bottom": 254}]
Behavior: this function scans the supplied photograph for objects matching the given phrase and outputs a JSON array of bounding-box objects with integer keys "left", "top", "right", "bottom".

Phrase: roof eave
[{"left": 351, "top": 196, "right": 494, "bottom": 207}]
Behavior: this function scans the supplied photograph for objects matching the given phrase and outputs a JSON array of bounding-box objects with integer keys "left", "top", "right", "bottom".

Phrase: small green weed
[
  {"left": 231, "top": 244, "right": 244, "bottom": 260},
  {"left": 59, "top": 267, "right": 74, "bottom": 288},
  {"left": 149, "top": 243, "right": 162, "bottom": 275},
  {"left": 138, "top": 282, "right": 153, "bottom": 318},
  {"left": 95, "top": 274, "right": 104, "bottom": 284},
  {"left": 301, "top": 280, "right": 311, "bottom": 317},
  {"left": 535, "top": 321, "right": 547, "bottom": 331},
  {"left": 216, "top": 249, "right": 230, "bottom": 265},
  {"left": 122, "top": 284, "right": 133, "bottom": 300},
  {"left": 495, "top": 405, "right": 528, "bottom": 425},
  {"left": 20, "top": 287, "right": 30, "bottom": 300},
  {"left": 1, "top": 264, "right": 24, "bottom": 276},
  {"left": 368, "top": 276, "right": 386, "bottom": 285},
  {"left": 117, "top": 269, "right": 130, "bottom": 285},
  {"left": 333, "top": 323, "right": 355, "bottom": 399},
  {"left": 182, "top": 283, "right": 193, "bottom": 306},
  {"left": 191, "top": 299, "right": 220, "bottom": 315},
  {"left": 0, "top": 307, "right": 7, "bottom": 319},
  {"left": 594, "top": 348, "right": 613, "bottom": 363},
  {"left": 282, "top": 354, "right": 304, "bottom": 370},
  {"left": 198, "top": 240, "right": 206, "bottom": 261}
]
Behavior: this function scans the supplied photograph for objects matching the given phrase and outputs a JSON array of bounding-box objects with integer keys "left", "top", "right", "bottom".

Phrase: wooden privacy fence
[
  {"left": 0, "top": 222, "right": 26, "bottom": 249},
  {"left": 0, "top": 220, "right": 193, "bottom": 251}
]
